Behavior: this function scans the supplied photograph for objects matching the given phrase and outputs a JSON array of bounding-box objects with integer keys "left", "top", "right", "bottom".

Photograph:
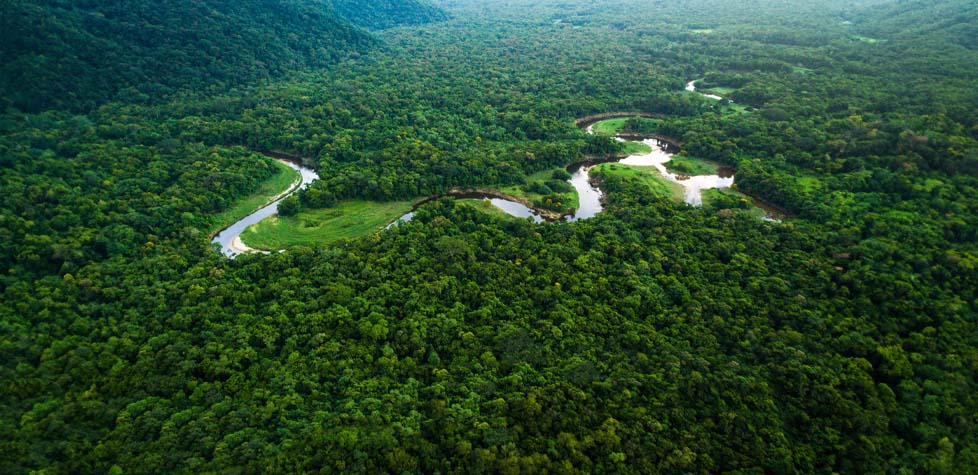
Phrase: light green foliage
[
  {"left": 590, "top": 118, "right": 633, "bottom": 135},
  {"left": 619, "top": 141, "right": 654, "bottom": 155},
  {"left": 500, "top": 167, "right": 580, "bottom": 213},
  {"left": 209, "top": 160, "right": 300, "bottom": 234},
  {"left": 664, "top": 155, "right": 720, "bottom": 175},
  {"left": 592, "top": 163, "right": 684, "bottom": 202},
  {"left": 240, "top": 200, "right": 416, "bottom": 248}
]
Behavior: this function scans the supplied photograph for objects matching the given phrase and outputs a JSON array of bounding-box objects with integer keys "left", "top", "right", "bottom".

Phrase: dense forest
[
  {"left": 0, "top": 0, "right": 445, "bottom": 112},
  {"left": 1, "top": 0, "right": 977, "bottom": 473}
]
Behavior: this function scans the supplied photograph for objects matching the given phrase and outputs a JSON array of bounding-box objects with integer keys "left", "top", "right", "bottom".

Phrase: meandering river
[
  {"left": 617, "top": 138, "right": 735, "bottom": 205},
  {"left": 218, "top": 80, "right": 774, "bottom": 256},
  {"left": 212, "top": 158, "right": 319, "bottom": 258},
  {"left": 685, "top": 79, "right": 724, "bottom": 100}
]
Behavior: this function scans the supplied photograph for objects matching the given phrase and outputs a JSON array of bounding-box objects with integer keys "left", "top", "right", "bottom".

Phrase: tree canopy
[{"left": 1, "top": 0, "right": 976, "bottom": 473}]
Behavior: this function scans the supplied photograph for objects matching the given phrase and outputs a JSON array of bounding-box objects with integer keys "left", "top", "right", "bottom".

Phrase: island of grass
[
  {"left": 240, "top": 199, "right": 416, "bottom": 249},
  {"left": 499, "top": 167, "right": 580, "bottom": 213},
  {"left": 210, "top": 159, "right": 300, "bottom": 235},
  {"left": 792, "top": 174, "right": 823, "bottom": 193},
  {"left": 591, "top": 163, "right": 684, "bottom": 202},
  {"left": 590, "top": 117, "right": 632, "bottom": 135},
  {"left": 619, "top": 141, "right": 653, "bottom": 155},
  {"left": 701, "top": 188, "right": 768, "bottom": 218},
  {"left": 664, "top": 155, "right": 722, "bottom": 175},
  {"left": 590, "top": 116, "right": 661, "bottom": 136}
]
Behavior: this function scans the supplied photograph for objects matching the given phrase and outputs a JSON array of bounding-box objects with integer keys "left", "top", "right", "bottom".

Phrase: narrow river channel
[{"left": 212, "top": 159, "right": 319, "bottom": 258}]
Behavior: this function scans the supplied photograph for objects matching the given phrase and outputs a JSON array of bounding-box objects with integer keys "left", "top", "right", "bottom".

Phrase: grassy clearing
[
  {"left": 703, "top": 86, "right": 736, "bottom": 96},
  {"left": 665, "top": 155, "right": 720, "bottom": 175},
  {"left": 210, "top": 160, "right": 299, "bottom": 234},
  {"left": 713, "top": 101, "right": 752, "bottom": 115},
  {"left": 792, "top": 66, "right": 814, "bottom": 74},
  {"left": 500, "top": 167, "right": 579, "bottom": 213},
  {"left": 726, "top": 102, "right": 753, "bottom": 114},
  {"left": 240, "top": 199, "right": 416, "bottom": 249},
  {"left": 620, "top": 141, "right": 653, "bottom": 155},
  {"left": 591, "top": 117, "right": 661, "bottom": 136},
  {"left": 590, "top": 118, "right": 631, "bottom": 135},
  {"left": 458, "top": 198, "right": 517, "bottom": 220},
  {"left": 690, "top": 28, "right": 714, "bottom": 34},
  {"left": 593, "top": 163, "right": 684, "bottom": 202}
]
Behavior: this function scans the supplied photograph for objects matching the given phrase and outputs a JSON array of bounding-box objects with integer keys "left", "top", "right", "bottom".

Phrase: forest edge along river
[
  {"left": 216, "top": 81, "right": 783, "bottom": 257},
  {"left": 211, "top": 154, "right": 319, "bottom": 258}
]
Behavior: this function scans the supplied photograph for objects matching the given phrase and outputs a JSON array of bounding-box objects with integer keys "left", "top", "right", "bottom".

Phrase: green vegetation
[
  {"left": 619, "top": 140, "right": 654, "bottom": 155},
  {"left": 702, "top": 86, "right": 736, "bottom": 96},
  {"left": 325, "top": 0, "right": 447, "bottom": 29},
  {"left": 796, "top": 175, "right": 824, "bottom": 193},
  {"left": 701, "top": 188, "right": 768, "bottom": 218},
  {"left": 0, "top": 0, "right": 391, "bottom": 112},
  {"left": 500, "top": 168, "right": 580, "bottom": 213},
  {"left": 590, "top": 118, "right": 632, "bottom": 135},
  {"left": 853, "top": 34, "right": 883, "bottom": 44},
  {"left": 664, "top": 155, "right": 721, "bottom": 175},
  {"left": 458, "top": 198, "right": 520, "bottom": 220},
  {"left": 209, "top": 160, "right": 300, "bottom": 234},
  {"left": 592, "top": 163, "right": 684, "bottom": 202},
  {"left": 2, "top": 0, "right": 978, "bottom": 473},
  {"left": 591, "top": 117, "right": 663, "bottom": 137},
  {"left": 240, "top": 199, "right": 417, "bottom": 248},
  {"left": 722, "top": 101, "right": 753, "bottom": 114}
]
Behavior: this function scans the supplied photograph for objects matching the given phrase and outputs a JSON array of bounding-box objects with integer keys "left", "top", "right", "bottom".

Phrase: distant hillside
[
  {"left": 850, "top": 0, "right": 978, "bottom": 49},
  {"left": 326, "top": 0, "right": 448, "bottom": 30},
  {"left": 0, "top": 0, "right": 443, "bottom": 113}
]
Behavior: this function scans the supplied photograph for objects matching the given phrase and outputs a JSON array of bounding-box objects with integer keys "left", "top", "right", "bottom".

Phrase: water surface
[{"left": 212, "top": 159, "right": 319, "bottom": 257}]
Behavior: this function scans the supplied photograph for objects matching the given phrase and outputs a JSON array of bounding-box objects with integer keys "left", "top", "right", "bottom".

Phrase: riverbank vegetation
[
  {"left": 618, "top": 140, "right": 654, "bottom": 155},
  {"left": 499, "top": 168, "right": 580, "bottom": 214},
  {"left": 592, "top": 163, "right": 685, "bottom": 202},
  {"left": 240, "top": 199, "right": 417, "bottom": 249},
  {"left": 664, "top": 155, "right": 721, "bottom": 176},
  {"left": 2, "top": 0, "right": 977, "bottom": 473},
  {"left": 591, "top": 117, "right": 666, "bottom": 138},
  {"left": 701, "top": 188, "right": 768, "bottom": 219},
  {"left": 209, "top": 160, "right": 301, "bottom": 235}
]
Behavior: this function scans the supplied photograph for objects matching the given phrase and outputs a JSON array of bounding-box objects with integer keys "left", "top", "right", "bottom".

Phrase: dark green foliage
[
  {"left": 527, "top": 181, "right": 554, "bottom": 195},
  {"left": 622, "top": 117, "right": 662, "bottom": 134},
  {"left": 551, "top": 169, "right": 573, "bottom": 181},
  {"left": 277, "top": 195, "right": 301, "bottom": 216},
  {"left": 325, "top": 0, "right": 447, "bottom": 30},
  {"left": 0, "top": 0, "right": 380, "bottom": 112},
  {"left": 1, "top": 0, "right": 978, "bottom": 473}
]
